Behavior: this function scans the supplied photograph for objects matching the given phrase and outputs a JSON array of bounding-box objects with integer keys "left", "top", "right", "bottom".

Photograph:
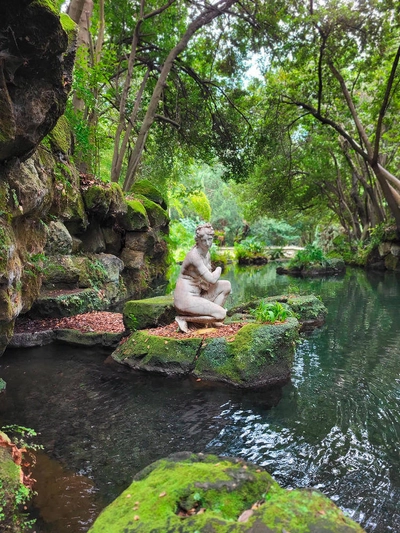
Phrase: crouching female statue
[{"left": 174, "top": 223, "right": 231, "bottom": 333}]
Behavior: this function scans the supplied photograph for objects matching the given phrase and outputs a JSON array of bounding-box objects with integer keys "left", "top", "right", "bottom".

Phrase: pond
[{"left": 0, "top": 264, "right": 399, "bottom": 532}]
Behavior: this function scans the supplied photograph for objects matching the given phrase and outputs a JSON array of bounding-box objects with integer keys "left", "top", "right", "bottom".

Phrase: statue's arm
[{"left": 197, "top": 262, "right": 221, "bottom": 284}]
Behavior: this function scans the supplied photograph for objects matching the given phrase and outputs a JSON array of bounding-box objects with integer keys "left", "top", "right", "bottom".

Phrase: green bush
[
  {"left": 250, "top": 300, "right": 293, "bottom": 323},
  {"left": 234, "top": 237, "right": 265, "bottom": 261},
  {"left": 289, "top": 243, "right": 326, "bottom": 268}
]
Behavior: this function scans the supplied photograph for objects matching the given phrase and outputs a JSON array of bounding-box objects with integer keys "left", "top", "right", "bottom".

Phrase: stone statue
[{"left": 174, "top": 223, "right": 231, "bottom": 333}]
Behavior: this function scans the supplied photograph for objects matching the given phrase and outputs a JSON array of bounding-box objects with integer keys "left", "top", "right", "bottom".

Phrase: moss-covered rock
[
  {"left": 123, "top": 294, "right": 175, "bottom": 331},
  {"left": 113, "top": 315, "right": 298, "bottom": 388},
  {"left": 130, "top": 179, "right": 167, "bottom": 209},
  {"left": 120, "top": 199, "right": 149, "bottom": 231},
  {"left": 134, "top": 194, "right": 169, "bottom": 232},
  {"left": 194, "top": 318, "right": 299, "bottom": 388},
  {"left": 277, "top": 258, "right": 345, "bottom": 277},
  {"left": 82, "top": 182, "right": 127, "bottom": 219},
  {"left": 227, "top": 294, "right": 327, "bottom": 332},
  {"left": 113, "top": 330, "right": 202, "bottom": 375},
  {"left": 50, "top": 161, "right": 88, "bottom": 232},
  {"left": 28, "top": 288, "right": 105, "bottom": 318},
  {"left": 55, "top": 329, "right": 124, "bottom": 347},
  {"left": 0, "top": 431, "right": 31, "bottom": 533},
  {"left": 46, "top": 115, "right": 72, "bottom": 154},
  {"left": 88, "top": 452, "right": 365, "bottom": 533}
]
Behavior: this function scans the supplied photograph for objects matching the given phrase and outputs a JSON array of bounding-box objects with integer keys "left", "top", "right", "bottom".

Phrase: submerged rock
[{"left": 88, "top": 452, "right": 365, "bottom": 533}]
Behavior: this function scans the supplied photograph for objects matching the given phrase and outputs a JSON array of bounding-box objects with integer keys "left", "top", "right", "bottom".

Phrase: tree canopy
[{"left": 64, "top": 0, "right": 400, "bottom": 237}]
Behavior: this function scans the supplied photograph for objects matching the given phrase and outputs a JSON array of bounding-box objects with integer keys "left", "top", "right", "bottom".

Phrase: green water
[{"left": 0, "top": 265, "right": 399, "bottom": 532}]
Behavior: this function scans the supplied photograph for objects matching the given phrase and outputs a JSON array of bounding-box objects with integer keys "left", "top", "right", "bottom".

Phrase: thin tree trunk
[
  {"left": 111, "top": 0, "right": 176, "bottom": 182},
  {"left": 111, "top": 68, "right": 150, "bottom": 182}
]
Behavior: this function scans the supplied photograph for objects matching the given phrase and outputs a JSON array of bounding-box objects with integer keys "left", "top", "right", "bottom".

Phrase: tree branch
[
  {"left": 328, "top": 61, "right": 373, "bottom": 158},
  {"left": 373, "top": 45, "right": 400, "bottom": 164}
]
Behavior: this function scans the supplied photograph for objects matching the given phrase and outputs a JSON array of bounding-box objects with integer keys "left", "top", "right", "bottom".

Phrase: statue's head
[{"left": 195, "top": 223, "right": 214, "bottom": 245}]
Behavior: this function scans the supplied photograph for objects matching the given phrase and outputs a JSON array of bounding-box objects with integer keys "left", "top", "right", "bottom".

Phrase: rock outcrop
[
  {"left": 88, "top": 452, "right": 365, "bottom": 533},
  {"left": 111, "top": 294, "right": 327, "bottom": 388},
  {"left": 0, "top": 1, "right": 169, "bottom": 355}
]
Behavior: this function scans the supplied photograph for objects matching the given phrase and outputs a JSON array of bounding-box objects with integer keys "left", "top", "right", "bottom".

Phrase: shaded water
[{"left": 1, "top": 265, "right": 400, "bottom": 532}]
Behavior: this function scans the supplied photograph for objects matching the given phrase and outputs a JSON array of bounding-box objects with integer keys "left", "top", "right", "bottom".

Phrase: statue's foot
[{"left": 175, "top": 316, "right": 189, "bottom": 333}]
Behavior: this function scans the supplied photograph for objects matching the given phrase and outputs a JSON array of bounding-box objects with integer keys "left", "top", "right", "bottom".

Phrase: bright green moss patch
[
  {"left": 194, "top": 318, "right": 299, "bottom": 387},
  {"left": 121, "top": 199, "right": 149, "bottom": 230},
  {"left": 123, "top": 294, "right": 174, "bottom": 331},
  {"left": 88, "top": 453, "right": 365, "bottom": 533},
  {"left": 134, "top": 194, "right": 169, "bottom": 229},
  {"left": 112, "top": 330, "right": 201, "bottom": 375},
  {"left": 47, "top": 115, "right": 71, "bottom": 154},
  {"left": 60, "top": 12, "right": 77, "bottom": 37},
  {"left": 130, "top": 179, "right": 167, "bottom": 208}
]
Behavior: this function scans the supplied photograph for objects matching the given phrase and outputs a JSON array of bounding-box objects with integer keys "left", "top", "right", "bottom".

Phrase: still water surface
[{"left": 1, "top": 265, "right": 400, "bottom": 532}]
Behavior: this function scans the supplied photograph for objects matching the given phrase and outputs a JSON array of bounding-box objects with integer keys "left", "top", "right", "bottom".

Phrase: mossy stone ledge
[
  {"left": 88, "top": 452, "right": 365, "bottom": 533},
  {"left": 115, "top": 293, "right": 327, "bottom": 388},
  {"left": 112, "top": 317, "right": 299, "bottom": 388},
  {"left": 277, "top": 258, "right": 345, "bottom": 277},
  {"left": 123, "top": 294, "right": 175, "bottom": 331},
  {"left": 228, "top": 294, "right": 327, "bottom": 332}
]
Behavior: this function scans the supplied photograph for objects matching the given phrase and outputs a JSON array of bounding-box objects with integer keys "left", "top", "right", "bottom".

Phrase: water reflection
[{"left": 0, "top": 265, "right": 399, "bottom": 532}]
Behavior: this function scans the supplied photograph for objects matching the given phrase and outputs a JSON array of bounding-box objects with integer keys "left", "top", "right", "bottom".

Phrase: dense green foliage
[{"left": 65, "top": 0, "right": 400, "bottom": 247}]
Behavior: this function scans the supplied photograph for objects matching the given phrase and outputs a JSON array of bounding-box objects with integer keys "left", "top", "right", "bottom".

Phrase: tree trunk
[
  {"left": 123, "top": 0, "right": 238, "bottom": 191},
  {"left": 372, "top": 163, "right": 400, "bottom": 230}
]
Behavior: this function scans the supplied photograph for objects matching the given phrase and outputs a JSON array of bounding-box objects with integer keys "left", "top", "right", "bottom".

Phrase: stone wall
[{"left": 0, "top": 1, "right": 169, "bottom": 355}]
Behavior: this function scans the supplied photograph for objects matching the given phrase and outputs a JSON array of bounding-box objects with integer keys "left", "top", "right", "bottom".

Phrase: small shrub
[
  {"left": 289, "top": 243, "right": 326, "bottom": 268},
  {"left": 234, "top": 237, "right": 265, "bottom": 261},
  {"left": 250, "top": 301, "right": 293, "bottom": 323}
]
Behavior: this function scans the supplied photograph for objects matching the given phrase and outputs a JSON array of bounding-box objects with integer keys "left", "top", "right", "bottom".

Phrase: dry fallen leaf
[
  {"left": 134, "top": 515, "right": 140, "bottom": 521},
  {"left": 159, "top": 491, "right": 167, "bottom": 497}
]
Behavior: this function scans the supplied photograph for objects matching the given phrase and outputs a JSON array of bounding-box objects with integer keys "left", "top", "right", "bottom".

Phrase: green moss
[
  {"left": 59, "top": 12, "right": 77, "bottom": 39},
  {"left": 33, "top": 0, "right": 58, "bottom": 14},
  {"left": 0, "top": 378, "right": 5, "bottom": 392},
  {"left": 88, "top": 453, "right": 364, "bottom": 533},
  {"left": 134, "top": 194, "right": 169, "bottom": 229},
  {"left": 194, "top": 319, "right": 299, "bottom": 387},
  {"left": 123, "top": 295, "right": 174, "bottom": 331},
  {"left": 83, "top": 185, "right": 112, "bottom": 215},
  {"left": 130, "top": 179, "right": 167, "bottom": 207},
  {"left": 112, "top": 330, "right": 201, "bottom": 374},
  {"left": 120, "top": 199, "right": 149, "bottom": 231},
  {"left": 47, "top": 115, "right": 71, "bottom": 154},
  {"left": 0, "top": 438, "right": 27, "bottom": 532},
  {"left": 0, "top": 223, "right": 13, "bottom": 274}
]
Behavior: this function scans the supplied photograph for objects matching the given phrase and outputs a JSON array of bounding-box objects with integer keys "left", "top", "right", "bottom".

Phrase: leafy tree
[{"left": 256, "top": 0, "right": 400, "bottom": 230}]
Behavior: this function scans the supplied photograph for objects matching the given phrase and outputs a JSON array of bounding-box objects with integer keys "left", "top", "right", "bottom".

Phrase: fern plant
[{"left": 250, "top": 301, "right": 293, "bottom": 323}]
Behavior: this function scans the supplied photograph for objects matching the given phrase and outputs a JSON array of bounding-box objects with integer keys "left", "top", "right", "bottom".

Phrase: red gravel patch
[
  {"left": 15, "top": 312, "right": 125, "bottom": 334},
  {"left": 148, "top": 321, "right": 246, "bottom": 340}
]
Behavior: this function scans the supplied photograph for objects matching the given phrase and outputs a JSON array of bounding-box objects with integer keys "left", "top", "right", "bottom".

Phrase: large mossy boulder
[
  {"left": 193, "top": 318, "right": 298, "bottom": 387},
  {"left": 123, "top": 294, "right": 175, "bottom": 331},
  {"left": 88, "top": 452, "right": 365, "bottom": 533},
  {"left": 112, "top": 317, "right": 299, "bottom": 388}
]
